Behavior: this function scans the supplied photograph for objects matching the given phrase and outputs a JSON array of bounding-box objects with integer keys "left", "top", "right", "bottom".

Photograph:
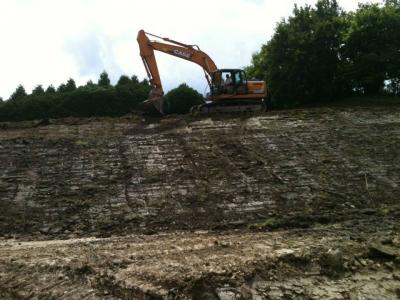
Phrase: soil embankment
[{"left": 0, "top": 107, "right": 399, "bottom": 298}]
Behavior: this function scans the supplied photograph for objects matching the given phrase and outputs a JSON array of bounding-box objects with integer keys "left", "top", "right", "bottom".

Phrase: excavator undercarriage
[
  {"left": 191, "top": 100, "right": 267, "bottom": 114},
  {"left": 137, "top": 30, "right": 267, "bottom": 115}
]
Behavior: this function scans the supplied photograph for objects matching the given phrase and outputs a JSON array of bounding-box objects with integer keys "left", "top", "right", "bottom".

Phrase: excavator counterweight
[{"left": 137, "top": 30, "right": 267, "bottom": 115}]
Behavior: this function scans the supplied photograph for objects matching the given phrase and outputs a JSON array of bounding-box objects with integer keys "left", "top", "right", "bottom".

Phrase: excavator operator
[
  {"left": 225, "top": 74, "right": 233, "bottom": 86},
  {"left": 225, "top": 74, "right": 234, "bottom": 94}
]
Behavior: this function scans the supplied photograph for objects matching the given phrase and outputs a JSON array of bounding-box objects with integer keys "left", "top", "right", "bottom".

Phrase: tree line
[
  {"left": 0, "top": 71, "right": 205, "bottom": 121},
  {"left": 0, "top": 72, "right": 152, "bottom": 122},
  {"left": 245, "top": 0, "right": 400, "bottom": 107}
]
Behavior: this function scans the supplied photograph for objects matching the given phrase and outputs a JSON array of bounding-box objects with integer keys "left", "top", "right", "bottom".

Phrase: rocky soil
[
  {"left": 0, "top": 215, "right": 399, "bottom": 299},
  {"left": 0, "top": 106, "right": 399, "bottom": 299}
]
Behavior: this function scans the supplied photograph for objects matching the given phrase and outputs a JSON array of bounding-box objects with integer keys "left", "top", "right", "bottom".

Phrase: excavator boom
[{"left": 137, "top": 30, "right": 218, "bottom": 114}]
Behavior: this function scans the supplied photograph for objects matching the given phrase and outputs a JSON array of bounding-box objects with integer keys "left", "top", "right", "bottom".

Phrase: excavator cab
[{"left": 210, "top": 69, "right": 248, "bottom": 96}]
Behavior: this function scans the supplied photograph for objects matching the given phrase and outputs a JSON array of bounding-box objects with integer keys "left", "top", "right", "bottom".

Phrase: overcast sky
[{"left": 0, "top": 0, "right": 373, "bottom": 99}]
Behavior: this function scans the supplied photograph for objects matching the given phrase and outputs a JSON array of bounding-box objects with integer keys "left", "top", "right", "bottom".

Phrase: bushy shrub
[{"left": 163, "top": 83, "right": 204, "bottom": 114}]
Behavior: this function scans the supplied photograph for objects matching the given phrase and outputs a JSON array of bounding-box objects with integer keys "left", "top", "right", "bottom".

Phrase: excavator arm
[{"left": 137, "top": 30, "right": 218, "bottom": 114}]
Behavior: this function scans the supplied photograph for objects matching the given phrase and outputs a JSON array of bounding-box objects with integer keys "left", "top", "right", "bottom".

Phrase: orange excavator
[{"left": 137, "top": 30, "right": 267, "bottom": 114}]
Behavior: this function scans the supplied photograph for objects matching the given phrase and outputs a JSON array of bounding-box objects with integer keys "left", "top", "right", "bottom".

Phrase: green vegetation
[
  {"left": 0, "top": 72, "right": 151, "bottom": 122},
  {"left": 0, "top": 73, "right": 202, "bottom": 121},
  {"left": 163, "top": 83, "right": 204, "bottom": 114},
  {"left": 98, "top": 71, "right": 111, "bottom": 87},
  {"left": 9, "top": 85, "right": 27, "bottom": 102},
  {"left": 246, "top": 0, "right": 400, "bottom": 108}
]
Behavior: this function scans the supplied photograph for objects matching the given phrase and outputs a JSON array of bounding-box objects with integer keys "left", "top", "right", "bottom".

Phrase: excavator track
[{"left": 191, "top": 100, "right": 267, "bottom": 115}]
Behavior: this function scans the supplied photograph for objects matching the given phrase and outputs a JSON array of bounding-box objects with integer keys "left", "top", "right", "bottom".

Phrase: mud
[
  {"left": 0, "top": 106, "right": 400, "bottom": 298},
  {"left": 0, "top": 214, "right": 399, "bottom": 299}
]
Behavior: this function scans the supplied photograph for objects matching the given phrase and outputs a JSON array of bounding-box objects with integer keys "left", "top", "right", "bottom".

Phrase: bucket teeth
[{"left": 138, "top": 97, "right": 164, "bottom": 115}]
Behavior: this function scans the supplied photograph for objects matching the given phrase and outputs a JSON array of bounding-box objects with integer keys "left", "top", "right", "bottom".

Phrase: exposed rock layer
[{"left": 0, "top": 107, "right": 399, "bottom": 237}]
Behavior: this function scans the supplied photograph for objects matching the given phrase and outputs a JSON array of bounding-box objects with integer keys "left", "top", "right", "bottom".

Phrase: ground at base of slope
[{"left": 0, "top": 212, "right": 399, "bottom": 300}]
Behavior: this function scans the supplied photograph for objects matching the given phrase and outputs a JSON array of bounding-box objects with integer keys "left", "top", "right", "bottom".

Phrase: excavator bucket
[{"left": 137, "top": 97, "right": 165, "bottom": 115}]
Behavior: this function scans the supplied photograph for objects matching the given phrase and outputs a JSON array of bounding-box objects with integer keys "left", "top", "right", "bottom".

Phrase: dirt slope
[
  {"left": 0, "top": 107, "right": 399, "bottom": 238},
  {"left": 0, "top": 106, "right": 400, "bottom": 299}
]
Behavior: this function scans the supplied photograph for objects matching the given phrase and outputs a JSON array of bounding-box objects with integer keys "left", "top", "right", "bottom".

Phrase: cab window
[
  {"left": 234, "top": 71, "right": 247, "bottom": 85},
  {"left": 235, "top": 72, "right": 242, "bottom": 84},
  {"left": 221, "top": 71, "right": 233, "bottom": 85}
]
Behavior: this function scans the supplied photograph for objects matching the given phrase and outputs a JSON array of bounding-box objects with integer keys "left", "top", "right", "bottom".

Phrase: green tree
[
  {"left": 245, "top": 44, "right": 269, "bottom": 81},
  {"left": 9, "top": 85, "right": 27, "bottom": 101},
  {"left": 341, "top": 2, "right": 400, "bottom": 95},
  {"left": 32, "top": 85, "right": 45, "bottom": 96},
  {"left": 98, "top": 71, "right": 111, "bottom": 87},
  {"left": 140, "top": 79, "right": 151, "bottom": 88},
  {"left": 46, "top": 85, "right": 56, "bottom": 94},
  {"left": 131, "top": 75, "right": 139, "bottom": 84},
  {"left": 117, "top": 75, "right": 131, "bottom": 86},
  {"left": 246, "top": 0, "right": 348, "bottom": 106},
  {"left": 58, "top": 79, "right": 77, "bottom": 93},
  {"left": 57, "top": 83, "right": 67, "bottom": 93},
  {"left": 164, "top": 83, "right": 204, "bottom": 114},
  {"left": 85, "top": 80, "right": 95, "bottom": 88},
  {"left": 65, "top": 78, "right": 77, "bottom": 92},
  {"left": 385, "top": 0, "right": 400, "bottom": 6},
  {"left": 386, "top": 78, "right": 400, "bottom": 96},
  {"left": 0, "top": 97, "right": 3, "bottom": 104}
]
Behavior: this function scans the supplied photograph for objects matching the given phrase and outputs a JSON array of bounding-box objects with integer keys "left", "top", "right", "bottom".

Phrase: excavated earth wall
[
  {"left": 0, "top": 107, "right": 399, "bottom": 238},
  {"left": 0, "top": 106, "right": 400, "bottom": 299}
]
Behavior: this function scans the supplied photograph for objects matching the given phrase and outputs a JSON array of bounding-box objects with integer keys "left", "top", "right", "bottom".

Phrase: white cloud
[{"left": 0, "top": 0, "right": 373, "bottom": 99}]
